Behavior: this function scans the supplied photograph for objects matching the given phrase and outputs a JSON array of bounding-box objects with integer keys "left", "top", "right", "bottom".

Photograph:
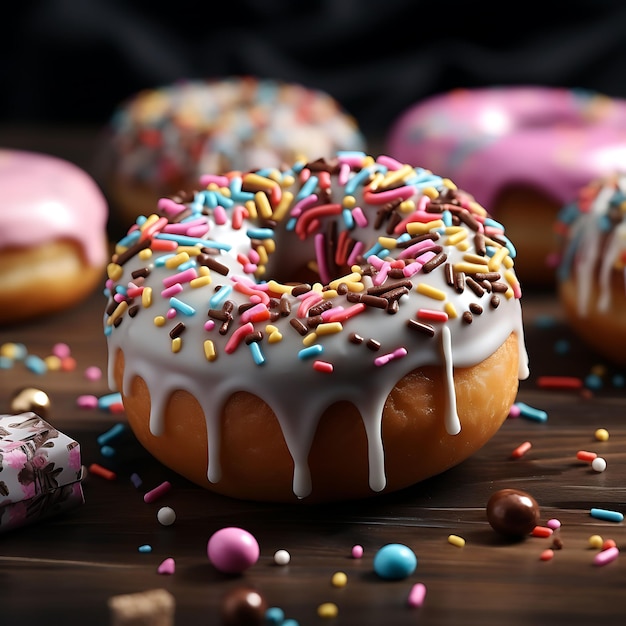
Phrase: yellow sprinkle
[
  {"left": 311, "top": 282, "right": 324, "bottom": 293},
  {"left": 590, "top": 364, "right": 607, "bottom": 377},
  {"left": 453, "top": 262, "right": 490, "bottom": 274},
  {"left": 203, "top": 340, "right": 217, "bottom": 362},
  {"left": 463, "top": 253, "right": 489, "bottom": 265},
  {"left": 422, "top": 186, "right": 439, "bottom": 199},
  {"left": 198, "top": 265, "right": 211, "bottom": 277},
  {"left": 268, "top": 330, "right": 283, "bottom": 344},
  {"left": 331, "top": 572, "right": 348, "bottom": 588},
  {"left": 399, "top": 199, "right": 416, "bottom": 213},
  {"left": 315, "top": 322, "right": 343, "bottom": 336},
  {"left": 444, "top": 226, "right": 464, "bottom": 235},
  {"left": 448, "top": 534, "right": 466, "bottom": 548},
  {"left": 107, "top": 301, "right": 128, "bottom": 326},
  {"left": 171, "top": 337, "right": 182, "bottom": 353},
  {"left": 504, "top": 269, "right": 519, "bottom": 291},
  {"left": 0, "top": 343, "right": 18, "bottom": 359},
  {"left": 503, "top": 255, "right": 514, "bottom": 269},
  {"left": 362, "top": 155, "right": 375, "bottom": 168},
  {"left": 190, "top": 275, "right": 212, "bottom": 289},
  {"left": 378, "top": 236, "right": 398, "bottom": 249},
  {"left": 379, "top": 164, "right": 414, "bottom": 189},
  {"left": 595, "top": 428, "right": 610, "bottom": 442},
  {"left": 504, "top": 286, "right": 514, "bottom": 300},
  {"left": 218, "top": 185, "right": 231, "bottom": 198},
  {"left": 244, "top": 199, "right": 258, "bottom": 220},
  {"left": 368, "top": 172, "right": 385, "bottom": 191},
  {"left": 280, "top": 174, "right": 296, "bottom": 188},
  {"left": 267, "top": 169, "right": 282, "bottom": 183},
  {"left": 444, "top": 301, "right": 458, "bottom": 319},
  {"left": 329, "top": 272, "right": 361, "bottom": 290},
  {"left": 165, "top": 252, "right": 190, "bottom": 268},
  {"left": 588, "top": 534, "right": 604, "bottom": 549},
  {"left": 487, "top": 246, "right": 509, "bottom": 271},
  {"left": 407, "top": 219, "right": 444, "bottom": 235},
  {"left": 302, "top": 333, "right": 318, "bottom": 347},
  {"left": 177, "top": 245, "right": 203, "bottom": 256},
  {"left": 416, "top": 283, "right": 446, "bottom": 300},
  {"left": 266, "top": 324, "right": 278, "bottom": 334},
  {"left": 140, "top": 213, "right": 159, "bottom": 231},
  {"left": 154, "top": 315, "right": 166, "bottom": 327},
  {"left": 44, "top": 355, "right": 62, "bottom": 371},
  {"left": 142, "top": 287, "right": 153, "bottom": 308},
  {"left": 264, "top": 238, "right": 276, "bottom": 253},
  {"left": 243, "top": 172, "right": 277, "bottom": 191},
  {"left": 445, "top": 230, "right": 467, "bottom": 246},
  {"left": 254, "top": 266, "right": 266, "bottom": 278},
  {"left": 271, "top": 190, "right": 294, "bottom": 222},
  {"left": 256, "top": 245, "right": 269, "bottom": 266},
  {"left": 138, "top": 248, "right": 152, "bottom": 260},
  {"left": 457, "top": 240, "right": 470, "bottom": 251},
  {"left": 267, "top": 280, "right": 293, "bottom": 295},
  {"left": 442, "top": 178, "right": 457, "bottom": 190},
  {"left": 469, "top": 200, "right": 487, "bottom": 217},
  {"left": 106, "top": 262, "right": 123, "bottom": 282},
  {"left": 255, "top": 190, "right": 274, "bottom": 219},
  {"left": 342, "top": 194, "right": 357, "bottom": 208},
  {"left": 317, "top": 603, "right": 339, "bottom": 619}
]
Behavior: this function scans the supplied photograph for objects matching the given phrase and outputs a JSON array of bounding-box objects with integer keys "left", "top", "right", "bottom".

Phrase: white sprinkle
[
  {"left": 273, "top": 549, "right": 291, "bottom": 565},
  {"left": 591, "top": 457, "right": 607, "bottom": 472}
]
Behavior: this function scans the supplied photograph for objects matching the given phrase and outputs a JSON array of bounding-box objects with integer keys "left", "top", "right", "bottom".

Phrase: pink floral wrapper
[{"left": 0, "top": 412, "right": 84, "bottom": 532}]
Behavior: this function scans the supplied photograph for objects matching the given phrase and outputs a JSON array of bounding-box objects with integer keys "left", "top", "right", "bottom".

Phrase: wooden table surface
[{"left": 1, "top": 127, "right": 626, "bottom": 625}]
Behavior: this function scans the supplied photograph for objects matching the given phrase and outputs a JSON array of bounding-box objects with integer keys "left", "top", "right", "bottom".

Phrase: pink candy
[{"left": 207, "top": 527, "right": 260, "bottom": 574}]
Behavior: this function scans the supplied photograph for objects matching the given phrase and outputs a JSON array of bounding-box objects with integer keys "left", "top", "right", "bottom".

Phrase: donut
[
  {"left": 555, "top": 171, "right": 626, "bottom": 365},
  {"left": 0, "top": 149, "right": 109, "bottom": 325},
  {"left": 384, "top": 86, "right": 626, "bottom": 284},
  {"left": 103, "top": 151, "right": 530, "bottom": 503},
  {"left": 99, "top": 76, "right": 367, "bottom": 224}
]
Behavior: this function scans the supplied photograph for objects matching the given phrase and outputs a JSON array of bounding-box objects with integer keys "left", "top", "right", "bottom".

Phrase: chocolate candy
[
  {"left": 10, "top": 387, "right": 51, "bottom": 418},
  {"left": 220, "top": 587, "right": 267, "bottom": 626},
  {"left": 486, "top": 488, "right": 540, "bottom": 537}
]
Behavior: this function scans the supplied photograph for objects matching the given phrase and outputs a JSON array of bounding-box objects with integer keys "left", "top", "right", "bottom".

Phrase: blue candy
[{"left": 373, "top": 543, "right": 417, "bottom": 580}]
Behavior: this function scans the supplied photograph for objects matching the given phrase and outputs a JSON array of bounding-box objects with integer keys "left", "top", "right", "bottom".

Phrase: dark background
[{"left": 3, "top": 0, "right": 626, "bottom": 139}]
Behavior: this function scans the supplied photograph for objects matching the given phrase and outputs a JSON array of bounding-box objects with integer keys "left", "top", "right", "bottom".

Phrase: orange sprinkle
[
  {"left": 89, "top": 463, "right": 116, "bottom": 481},
  {"left": 531, "top": 526, "right": 553, "bottom": 538},
  {"left": 540, "top": 549, "right": 554, "bottom": 561},
  {"left": 576, "top": 450, "right": 598, "bottom": 462},
  {"left": 511, "top": 441, "right": 532, "bottom": 459},
  {"left": 602, "top": 539, "right": 617, "bottom": 550},
  {"left": 60, "top": 356, "right": 77, "bottom": 371}
]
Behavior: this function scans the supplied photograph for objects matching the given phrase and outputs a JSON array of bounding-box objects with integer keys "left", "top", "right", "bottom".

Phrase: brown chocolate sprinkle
[
  {"left": 462, "top": 311, "right": 473, "bottom": 324},
  {"left": 114, "top": 239, "right": 151, "bottom": 266},
  {"left": 407, "top": 319, "right": 435, "bottom": 336},
  {"left": 422, "top": 251, "right": 447, "bottom": 273},
  {"left": 381, "top": 286, "right": 410, "bottom": 302},
  {"left": 279, "top": 295, "right": 291, "bottom": 316},
  {"left": 491, "top": 282, "right": 509, "bottom": 293},
  {"left": 466, "top": 276, "right": 485, "bottom": 297},
  {"left": 128, "top": 305, "right": 140, "bottom": 318},
  {"left": 396, "top": 232, "right": 439, "bottom": 249},
  {"left": 208, "top": 309, "right": 232, "bottom": 322},
  {"left": 367, "top": 280, "right": 412, "bottom": 296},
  {"left": 308, "top": 300, "right": 333, "bottom": 317},
  {"left": 490, "top": 295, "right": 501, "bottom": 309},
  {"left": 349, "top": 293, "right": 388, "bottom": 309},
  {"left": 349, "top": 332, "right": 364, "bottom": 344},
  {"left": 198, "top": 255, "right": 229, "bottom": 275},
  {"left": 469, "top": 303, "right": 483, "bottom": 315},
  {"left": 456, "top": 208, "right": 481, "bottom": 232},
  {"left": 444, "top": 263, "right": 455, "bottom": 287},
  {"left": 131, "top": 267, "right": 150, "bottom": 279},
  {"left": 454, "top": 271, "right": 465, "bottom": 293},
  {"left": 474, "top": 232, "right": 486, "bottom": 256},
  {"left": 366, "top": 339, "right": 381, "bottom": 351},
  {"left": 387, "top": 300, "right": 400, "bottom": 315},
  {"left": 244, "top": 331, "right": 264, "bottom": 344},
  {"left": 290, "top": 318, "right": 308, "bottom": 336},
  {"left": 238, "top": 302, "right": 256, "bottom": 314},
  {"left": 169, "top": 322, "right": 186, "bottom": 339},
  {"left": 306, "top": 315, "right": 324, "bottom": 329},
  {"left": 474, "top": 272, "right": 501, "bottom": 282},
  {"left": 291, "top": 284, "right": 313, "bottom": 297}
]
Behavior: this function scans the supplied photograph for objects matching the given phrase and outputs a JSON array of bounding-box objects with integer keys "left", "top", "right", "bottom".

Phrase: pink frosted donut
[
  {"left": 0, "top": 149, "right": 109, "bottom": 325},
  {"left": 385, "top": 86, "right": 626, "bottom": 283}
]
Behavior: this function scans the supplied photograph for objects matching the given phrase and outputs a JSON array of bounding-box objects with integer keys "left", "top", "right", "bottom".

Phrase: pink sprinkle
[
  {"left": 351, "top": 206, "right": 368, "bottom": 228},
  {"left": 162, "top": 268, "right": 198, "bottom": 288},
  {"left": 377, "top": 154, "right": 404, "bottom": 170},
  {"left": 408, "top": 583, "right": 427, "bottom": 608},
  {"left": 508, "top": 404, "right": 521, "bottom": 418},
  {"left": 144, "top": 481, "right": 172, "bottom": 504},
  {"left": 539, "top": 549, "right": 554, "bottom": 562},
  {"left": 161, "top": 283, "right": 183, "bottom": 298},
  {"left": 84, "top": 366, "right": 102, "bottom": 381},
  {"left": 52, "top": 342, "right": 71, "bottom": 359},
  {"left": 204, "top": 320, "right": 216, "bottom": 331},
  {"left": 166, "top": 308, "right": 177, "bottom": 319},
  {"left": 157, "top": 557, "right": 176, "bottom": 575},
  {"left": 351, "top": 545, "right": 364, "bottom": 559},
  {"left": 76, "top": 394, "right": 98, "bottom": 409},
  {"left": 199, "top": 173, "right": 229, "bottom": 187},
  {"left": 347, "top": 240, "right": 365, "bottom": 266},
  {"left": 374, "top": 347, "right": 408, "bottom": 367},
  {"left": 213, "top": 205, "right": 227, "bottom": 225},
  {"left": 157, "top": 197, "right": 186, "bottom": 215},
  {"left": 313, "top": 360, "right": 333, "bottom": 373},
  {"left": 338, "top": 162, "right": 351, "bottom": 185},
  {"left": 593, "top": 546, "right": 619, "bottom": 566},
  {"left": 224, "top": 322, "right": 255, "bottom": 354},
  {"left": 547, "top": 518, "right": 561, "bottom": 530}
]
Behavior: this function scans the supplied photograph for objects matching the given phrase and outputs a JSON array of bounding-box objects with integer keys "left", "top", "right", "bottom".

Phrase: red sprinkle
[
  {"left": 313, "top": 360, "right": 334, "bottom": 373},
  {"left": 511, "top": 441, "right": 532, "bottom": 459},
  {"left": 536, "top": 376, "right": 583, "bottom": 390},
  {"left": 531, "top": 526, "right": 553, "bottom": 538},
  {"left": 89, "top": 463, "right": 117, "bottom": 481},
  {"left": 576, "top": 450, "right": 598, "bottom": 462}
]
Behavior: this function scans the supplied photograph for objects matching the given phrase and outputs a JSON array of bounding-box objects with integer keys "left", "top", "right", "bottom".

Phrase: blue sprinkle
[
  {"left": 484, "top": 217, "right": 506, "bottom": 231},
  {"left": 585, "top": 374, "right": 603, "bottom": 390},
  {"left": 117, "top": 230, "right": 141, "bottom": 248},
  {"left": 155, "top": 233, "right": 231, "bottom": 250},
  {"left": 200, "top": 189, "right": 218, "bottom": 208},
  {"left": 515, "top": 402, "right": 548, "bottom": 423},
  {"left": 0, "top": 356, "right": 14, "bottom": 369},
  {"left": 24, "top": 354, "right": 47, "bottom": 375},
  {"left": 169, "top": 297, "right": 196, "bottom": 316},
  {"left": 248, "top": 342, "right": 265, "bottom": 365},
  {"left": 363, "top": 242, "right": 384, "bottom": 259},
  {"left": 98, "top": 392, "right": 123, "bottom": 410},
  {"left": 209, "top": 284, "right": 233, "bottom": 308},
  {"left": 296, "top": 175, "right": 319, "bottom": 201},
  {"left": 442, "top": 209, "right": 453, "bottom": 227},
  {"left": 155, "top": 254, "right": 175, "bottom": 267},
  {"left": 138, "top": 545, "right": 153, "bottom": 553},
  {"left": 286, "top": 217, "right": 297, "bottom": 231},
  {"left": 97, "top": 423, "right": 126, "bottom": 446},
  {"left": 130, "top": 473, "right": 143, "bottom": 489},
  {"left": 265, "top": 607, "right": 285, "bottom": 625},
  {"left": 298, "top": 345, "right": 324, "bottom": 360},
  {"left": 246, "top": 227, "right": 274, "bottom": 240},
  {"left": 590, "top": 508, "right": 624, "bottom": 523},
  {"left": 100, "top": 445, "right": 116, "bottom": 458},
  {"left": 342, "top": 208, "right": 354, "bottom": 229}
]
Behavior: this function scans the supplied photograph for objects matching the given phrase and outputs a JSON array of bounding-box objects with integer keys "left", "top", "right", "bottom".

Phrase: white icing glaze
[
  {"left": 104, "top": 153, "right": 529, "bottom": 499},
  {"left": 557, "top": 172, "right": 626, "bottom": 315}
]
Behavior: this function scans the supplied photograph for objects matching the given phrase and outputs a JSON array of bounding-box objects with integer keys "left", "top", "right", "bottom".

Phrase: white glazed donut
[{"left": 104, "top": 152, "right": 529, "bottom": 503}]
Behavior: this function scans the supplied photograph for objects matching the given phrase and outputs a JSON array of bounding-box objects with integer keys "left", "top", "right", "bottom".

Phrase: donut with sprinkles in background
[
  {"left": 103, "top": 151, "right": 529, "bottom": 503},
  {"left": 555, "top": 171, "right": 626, "bottom": 365},
  {"left": 98, "top": 76, "right": 367, "bottom": 226},
  {"left": 0, "top": 149, "right": 109, "bottom": 325},
  {"left": 385, "top": 86, "right": 626, "bottom": 285}
]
